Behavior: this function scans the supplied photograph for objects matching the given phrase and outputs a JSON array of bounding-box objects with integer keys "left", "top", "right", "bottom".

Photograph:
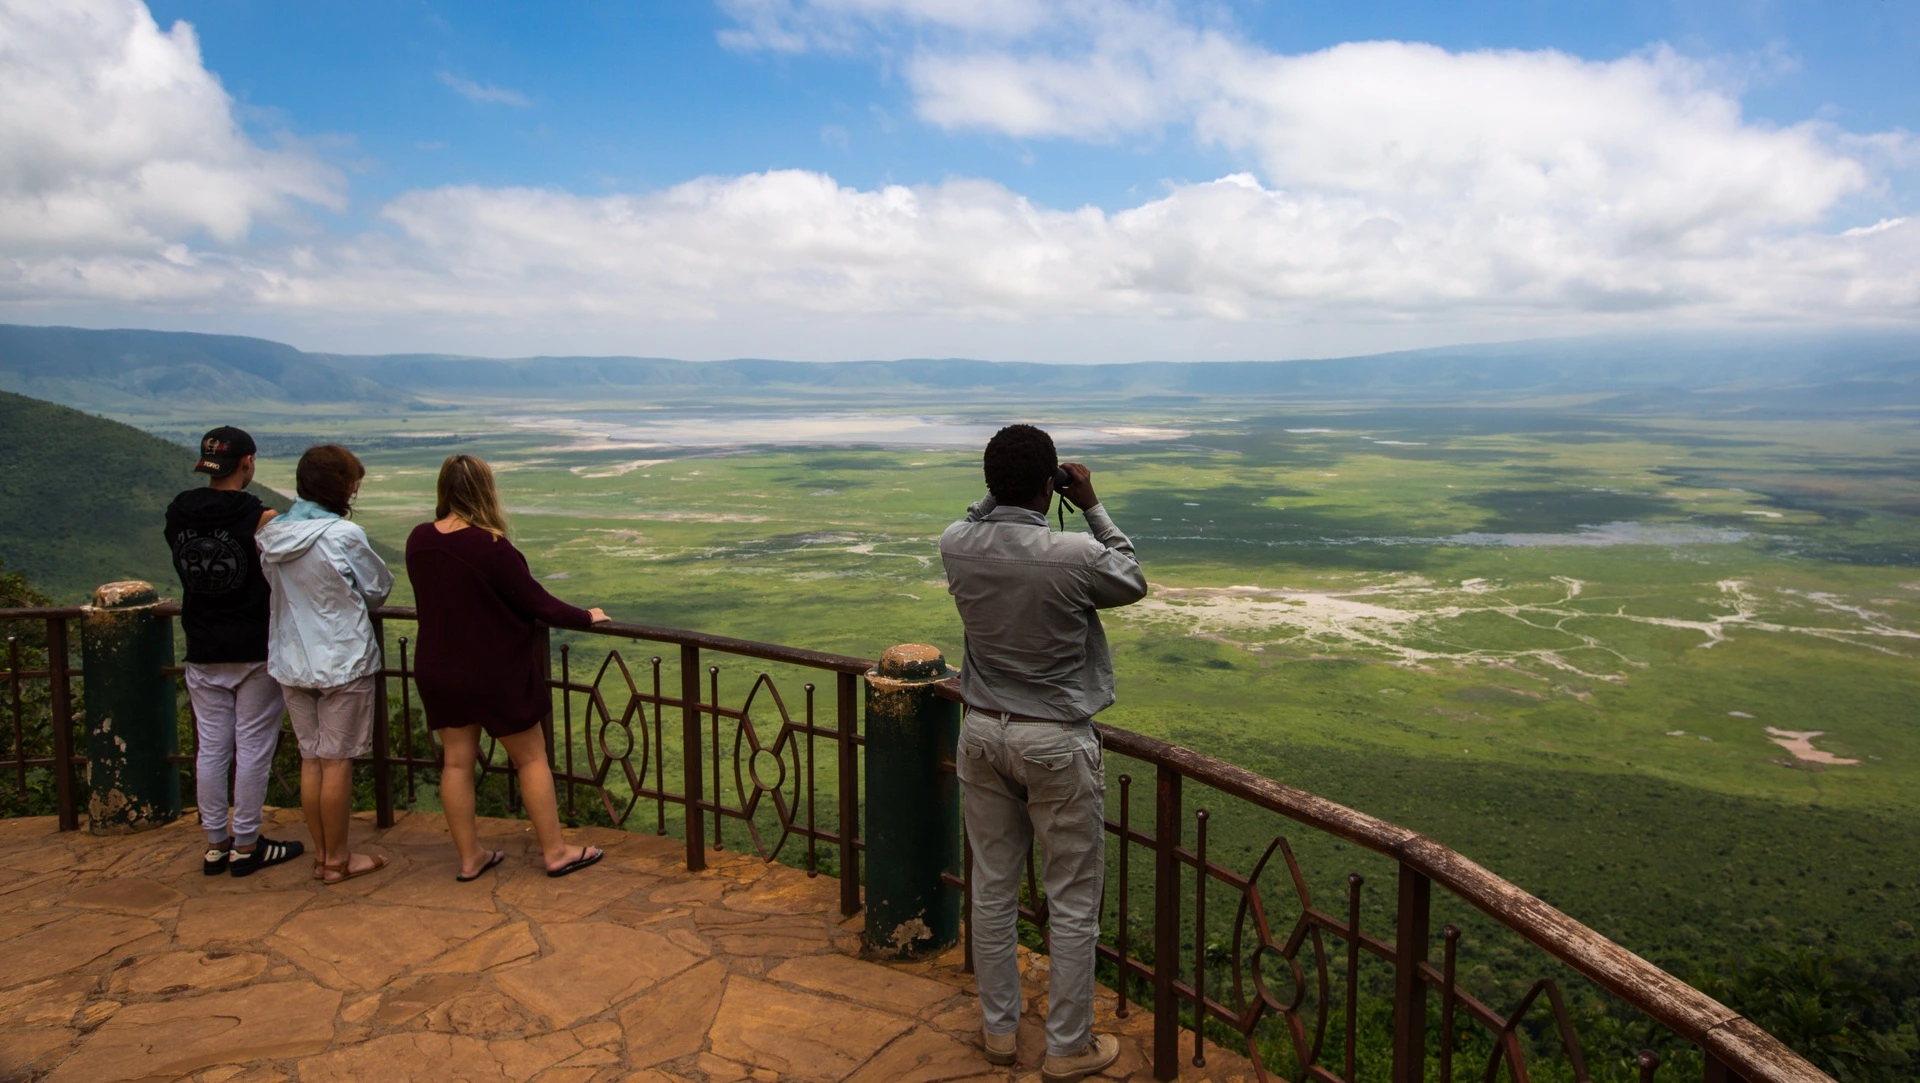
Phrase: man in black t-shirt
[{"left": 165, "top": 427, "right": 303, "bottom": 877}]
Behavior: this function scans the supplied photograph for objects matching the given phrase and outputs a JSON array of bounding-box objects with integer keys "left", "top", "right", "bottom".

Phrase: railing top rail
[
  {"left": 0, "top": 606, "right": 89, "bottom": 620},
  {"left": 151, "top": 601, "right": 875, "bottom": 675},
  {"left": 367, "top": 605, "right": 875, "bottom": 675}
]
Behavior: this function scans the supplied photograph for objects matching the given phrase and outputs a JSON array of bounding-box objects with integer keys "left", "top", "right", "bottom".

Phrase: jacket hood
[{"left": 258, "top": 517, "right": 340, "bottom": 563}]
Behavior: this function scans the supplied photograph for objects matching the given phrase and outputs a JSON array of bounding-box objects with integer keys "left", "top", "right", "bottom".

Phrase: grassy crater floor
[{"left": 184, "top": 401, "right": 1920, "bottom": 975}]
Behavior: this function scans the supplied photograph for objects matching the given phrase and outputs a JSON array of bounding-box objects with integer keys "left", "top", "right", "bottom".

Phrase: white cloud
[
  {"left": 0, "top": 0, "right": 342, "bottom": 256},
  {"left": 0, "top": 0, "right": 1913, "bottom": 360},
  {"left": 885, "top": 5, "right": 1884, "bottom": 262},
  {"left": 32, "top": 167, "right": 1912, "bottom": 326},
  {"left": 436, "top": 70, "right": 531, "bottom": 108}
]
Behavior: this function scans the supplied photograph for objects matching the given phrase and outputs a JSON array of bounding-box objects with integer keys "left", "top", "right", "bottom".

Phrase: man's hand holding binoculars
[{"left": 1053, "top": 462, "right": 1099, "bottom": 511}]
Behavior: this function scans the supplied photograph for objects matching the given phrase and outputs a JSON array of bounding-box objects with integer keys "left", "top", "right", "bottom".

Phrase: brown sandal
[{"left": 320, "top": 853, "right": 389, "bottom": 885}]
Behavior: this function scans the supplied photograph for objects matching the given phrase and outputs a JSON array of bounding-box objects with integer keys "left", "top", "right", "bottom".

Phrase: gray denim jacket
[{"left": 939, "top": 494, "right": 1148, "bottom": 722}]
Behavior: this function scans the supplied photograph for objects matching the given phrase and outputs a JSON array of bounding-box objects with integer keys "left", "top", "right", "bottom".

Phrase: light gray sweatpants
[
  {"left": 186, "top": 661, "right": 286, "bottom": 847},
  {"left": 958, "top": 710, "right": 1107, "bottom": 1057}
]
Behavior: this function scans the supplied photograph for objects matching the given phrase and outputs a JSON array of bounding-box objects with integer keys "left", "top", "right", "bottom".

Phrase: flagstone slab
[
  {"left": 43, "top": 980, "right": 339, "bottom": 1082},
  {"left": 490, "top": 1032, "right": 586, "bottom": 1081},
  {"left": 269, "top": 900, "right": 500, "bottom": 989},
  {"left": 294, "top": 1031, "right": 517, "bottom": 1083},
  {"left": 619, "top": 958, "right": 729, "bottom": 1067},
  {"left": 0, "top": 973, "right": 95, "bottom": 1027},
  {"left": 376, "top": 973, "right": 480, "bottom": 1025},
  {"left": 767, "top": 952, "right": 955, "bottom": 1015},
  {"left": 845, "top": 1026, "right": 993, "bottom": 1083},
  {"left": 571, "top": 1019, "right": 622, "bottom": 1048},
  {"left": 495, "top": 862, "right": 651, "bottom": 922},
  {"left": 495, "top": 921, "right": 699, "bottom": 1027},
  {"left": 419, "top": 919, "right": 541, "bottom": 974},
  {"left": 3, "top": 911, "right": 166, "bottom": 988},
  {"left": 707, "top": 975, "right": 915, "bottom": 1081},
  {"left": 175, "top": 890, "right": 309, "bottom": 947},
  {"left": 0, "top": 904, "right": 65, "bottom": 943},
  {"left": 0, "top": 1024, "right": 77, "bottom": 1078},
  {"left": 367, "top": 863, "right": 507, "bottom": 912},
  {"left": 108, "top": 949, "right": 269, "bottom": 995},
  {"left": 695, "top": 911, "right": 834, "bottom": 957},
  {"left": 428, "top": 986, "right": 546, "bottom": 1038},
  {"left": 205, "top": 1066, "right": 293, "bottom": 1083},
  {"left": 648, "top": 878, "right": 729, "bottom": 905},
  {"left": 720, "top": 867, "right": 838, "bottom": 915},
  {"left": 0, "top": 870, "right": 75, "bottom": 912},
  {"left": 604, "top": 836, "right": 691, "bottom": 875},
  {"left": 63, "top": 874, "right": 186, "bottom": 916}
]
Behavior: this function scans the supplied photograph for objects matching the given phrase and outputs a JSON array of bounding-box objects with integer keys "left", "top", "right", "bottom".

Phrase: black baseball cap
[{"left": 193, "top": 426, "right": 258, "bottom": 477}]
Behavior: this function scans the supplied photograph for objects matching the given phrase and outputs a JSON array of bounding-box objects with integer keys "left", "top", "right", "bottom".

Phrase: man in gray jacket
[{"left": 940, "top": 423, "right": 1147, "bottom": 1082}]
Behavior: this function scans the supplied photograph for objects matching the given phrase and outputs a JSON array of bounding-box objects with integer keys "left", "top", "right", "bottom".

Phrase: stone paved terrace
[{"left": 0, "top": 810, "right": 1257, "bottom": 1083}]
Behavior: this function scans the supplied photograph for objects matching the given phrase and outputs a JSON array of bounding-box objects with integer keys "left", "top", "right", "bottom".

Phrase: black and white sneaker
[
  {"left": 203, "top": 840, "right": 233, "bottom": 876},
  {"left": 229, "top": 836, "right": 305, "bottom": 878}
]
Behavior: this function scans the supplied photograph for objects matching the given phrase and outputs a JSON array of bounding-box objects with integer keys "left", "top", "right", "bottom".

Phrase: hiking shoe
[
  {"left": 984, "top": 1029, "right": 1017, "bottom": 1066},
  {"left": 202, "top": 839, "right": 232, "bottom": 876},
  {"left": 1041, "top": 1035, "right": 1120, "bottom": 1083},
  {"left": 229, "top": 836, "right": 305, "bottom": 878}
]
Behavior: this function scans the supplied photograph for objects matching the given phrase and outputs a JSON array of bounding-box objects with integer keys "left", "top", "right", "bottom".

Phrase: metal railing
[
  {"left": 0, "top": 602, "right": 1830, "bottom": 1083},
  {"left": 0, "top": 607, "right": 80, "bottom": 830}
]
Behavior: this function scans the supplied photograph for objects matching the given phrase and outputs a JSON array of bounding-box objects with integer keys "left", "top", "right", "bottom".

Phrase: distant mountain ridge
[
  {"left": 0, "top": 324, "right": 414, "bottom": 412},
  {"left": 5, "top": 323, "right": 1920, "bottom": 414}
]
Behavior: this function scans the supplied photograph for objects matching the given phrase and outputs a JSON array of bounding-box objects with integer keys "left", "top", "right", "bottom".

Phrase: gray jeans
[
  {"left": 186, "top": 662, "right": 286, "bottom": 847},
  {"left": 958, "top": 710, "right": 1106, "bottom": 1056}
]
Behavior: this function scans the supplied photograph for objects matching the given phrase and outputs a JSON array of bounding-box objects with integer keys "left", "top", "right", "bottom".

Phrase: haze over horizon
[{"left": 2, "top": 0, "right": 1916, "bottom": 362}]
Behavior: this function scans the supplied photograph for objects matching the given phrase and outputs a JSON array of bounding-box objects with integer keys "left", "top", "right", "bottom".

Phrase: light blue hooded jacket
[{"left": 258, "top": 501, "right": 394, "bottom": 690}]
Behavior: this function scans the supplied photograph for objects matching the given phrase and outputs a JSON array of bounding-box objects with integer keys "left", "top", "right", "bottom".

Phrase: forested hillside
[{"left": 0, "top": 391, "right": 289, "bottom": 602}]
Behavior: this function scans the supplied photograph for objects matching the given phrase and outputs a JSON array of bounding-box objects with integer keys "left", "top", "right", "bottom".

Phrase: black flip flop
[
  {"left": 456, "top": 849, "right": 507, "bottom": 883},
  {"left": 545, "top": 845, "right": 603, "bottom": 878}
]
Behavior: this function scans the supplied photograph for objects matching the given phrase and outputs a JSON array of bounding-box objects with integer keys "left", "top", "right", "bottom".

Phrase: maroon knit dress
[{"left": 405, "top": 524, "right": 595, "bottom": 738}]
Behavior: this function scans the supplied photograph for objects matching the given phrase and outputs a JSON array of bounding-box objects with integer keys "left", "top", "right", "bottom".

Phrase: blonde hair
[{"left": 435, "top": 454, "right": 509, "bottom": 540}]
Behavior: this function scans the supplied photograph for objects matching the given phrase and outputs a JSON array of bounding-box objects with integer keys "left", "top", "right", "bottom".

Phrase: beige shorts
[{"left": 284, "top": 676, "right": 377, "bottom": 760}]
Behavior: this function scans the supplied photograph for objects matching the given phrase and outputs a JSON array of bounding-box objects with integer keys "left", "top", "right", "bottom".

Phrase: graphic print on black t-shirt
[
  {"left": 165, "top": 487, "right": 272, "bottom": 664},
  {"left": 174, "top": 528, "right": 249, "bottom": 593}
]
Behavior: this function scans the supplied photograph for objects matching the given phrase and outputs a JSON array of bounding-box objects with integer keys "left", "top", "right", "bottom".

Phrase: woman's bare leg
[
  {"left": 318, "top": 758, "right": 379, "bottom": 875},
  {"left": 437, "top": 725, "right": 491, "bottom": 875},
  {"left": 300, "top": 758, "right": 326, "bottom": 859},
  {"left": 497, "top": 727, "right": 590, "bottom": 870}
]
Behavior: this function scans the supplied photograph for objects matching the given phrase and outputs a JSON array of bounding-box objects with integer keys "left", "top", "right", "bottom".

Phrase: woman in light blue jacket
[{"left": 259, "top": 445, "right": 394, "bottom": 885}]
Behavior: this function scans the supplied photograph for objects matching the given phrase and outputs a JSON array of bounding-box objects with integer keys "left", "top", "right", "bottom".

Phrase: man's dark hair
[
  {"left": 983, "top": 424, "right": 1058, "bottom": 506},
  {"left": 295, "top": 444, "right": 366, "bottom": 517}
]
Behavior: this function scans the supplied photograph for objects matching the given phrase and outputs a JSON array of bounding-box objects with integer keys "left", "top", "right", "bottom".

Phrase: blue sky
[
  {"left": 152, "top": 1, "right": 1918, "bottom": 216},
  {"left": 3, "top": 0, "right": 1916, "bottom": 360}
]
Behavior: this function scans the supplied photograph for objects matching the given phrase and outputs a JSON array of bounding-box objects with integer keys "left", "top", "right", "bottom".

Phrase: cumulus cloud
[
  {"left": 0, "top": 0, "right": 342, "bottom": 256},
  {"left": 42, "top": 168, "right": 1906, "bottom": 334},
  {"left": 436, "top": 70, "right": 531, "bottom": 108},
  {"left": 0, "top": 0, "right": 1913, "bottom": 359}
]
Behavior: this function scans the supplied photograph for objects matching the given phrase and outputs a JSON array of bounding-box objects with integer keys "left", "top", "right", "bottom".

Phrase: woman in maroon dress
[{"left": 407, "top": 454, "right": 610, "bottom": 880}]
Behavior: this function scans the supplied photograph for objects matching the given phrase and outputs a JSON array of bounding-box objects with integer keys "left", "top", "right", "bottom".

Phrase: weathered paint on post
[
  {"left": 82, "top": 581, "right": 179, "bottom": 833},
  {"left": 862, "top": 643, "right": 960, "bottom": 957}
]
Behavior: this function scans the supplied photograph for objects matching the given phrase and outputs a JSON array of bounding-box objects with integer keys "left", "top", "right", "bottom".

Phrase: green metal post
[
  {"left": 862, "top": 643, "right": 961, "bottom": 957},
  {"left": 82, "top": 581, "right": 179, "bottom": 833}
]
